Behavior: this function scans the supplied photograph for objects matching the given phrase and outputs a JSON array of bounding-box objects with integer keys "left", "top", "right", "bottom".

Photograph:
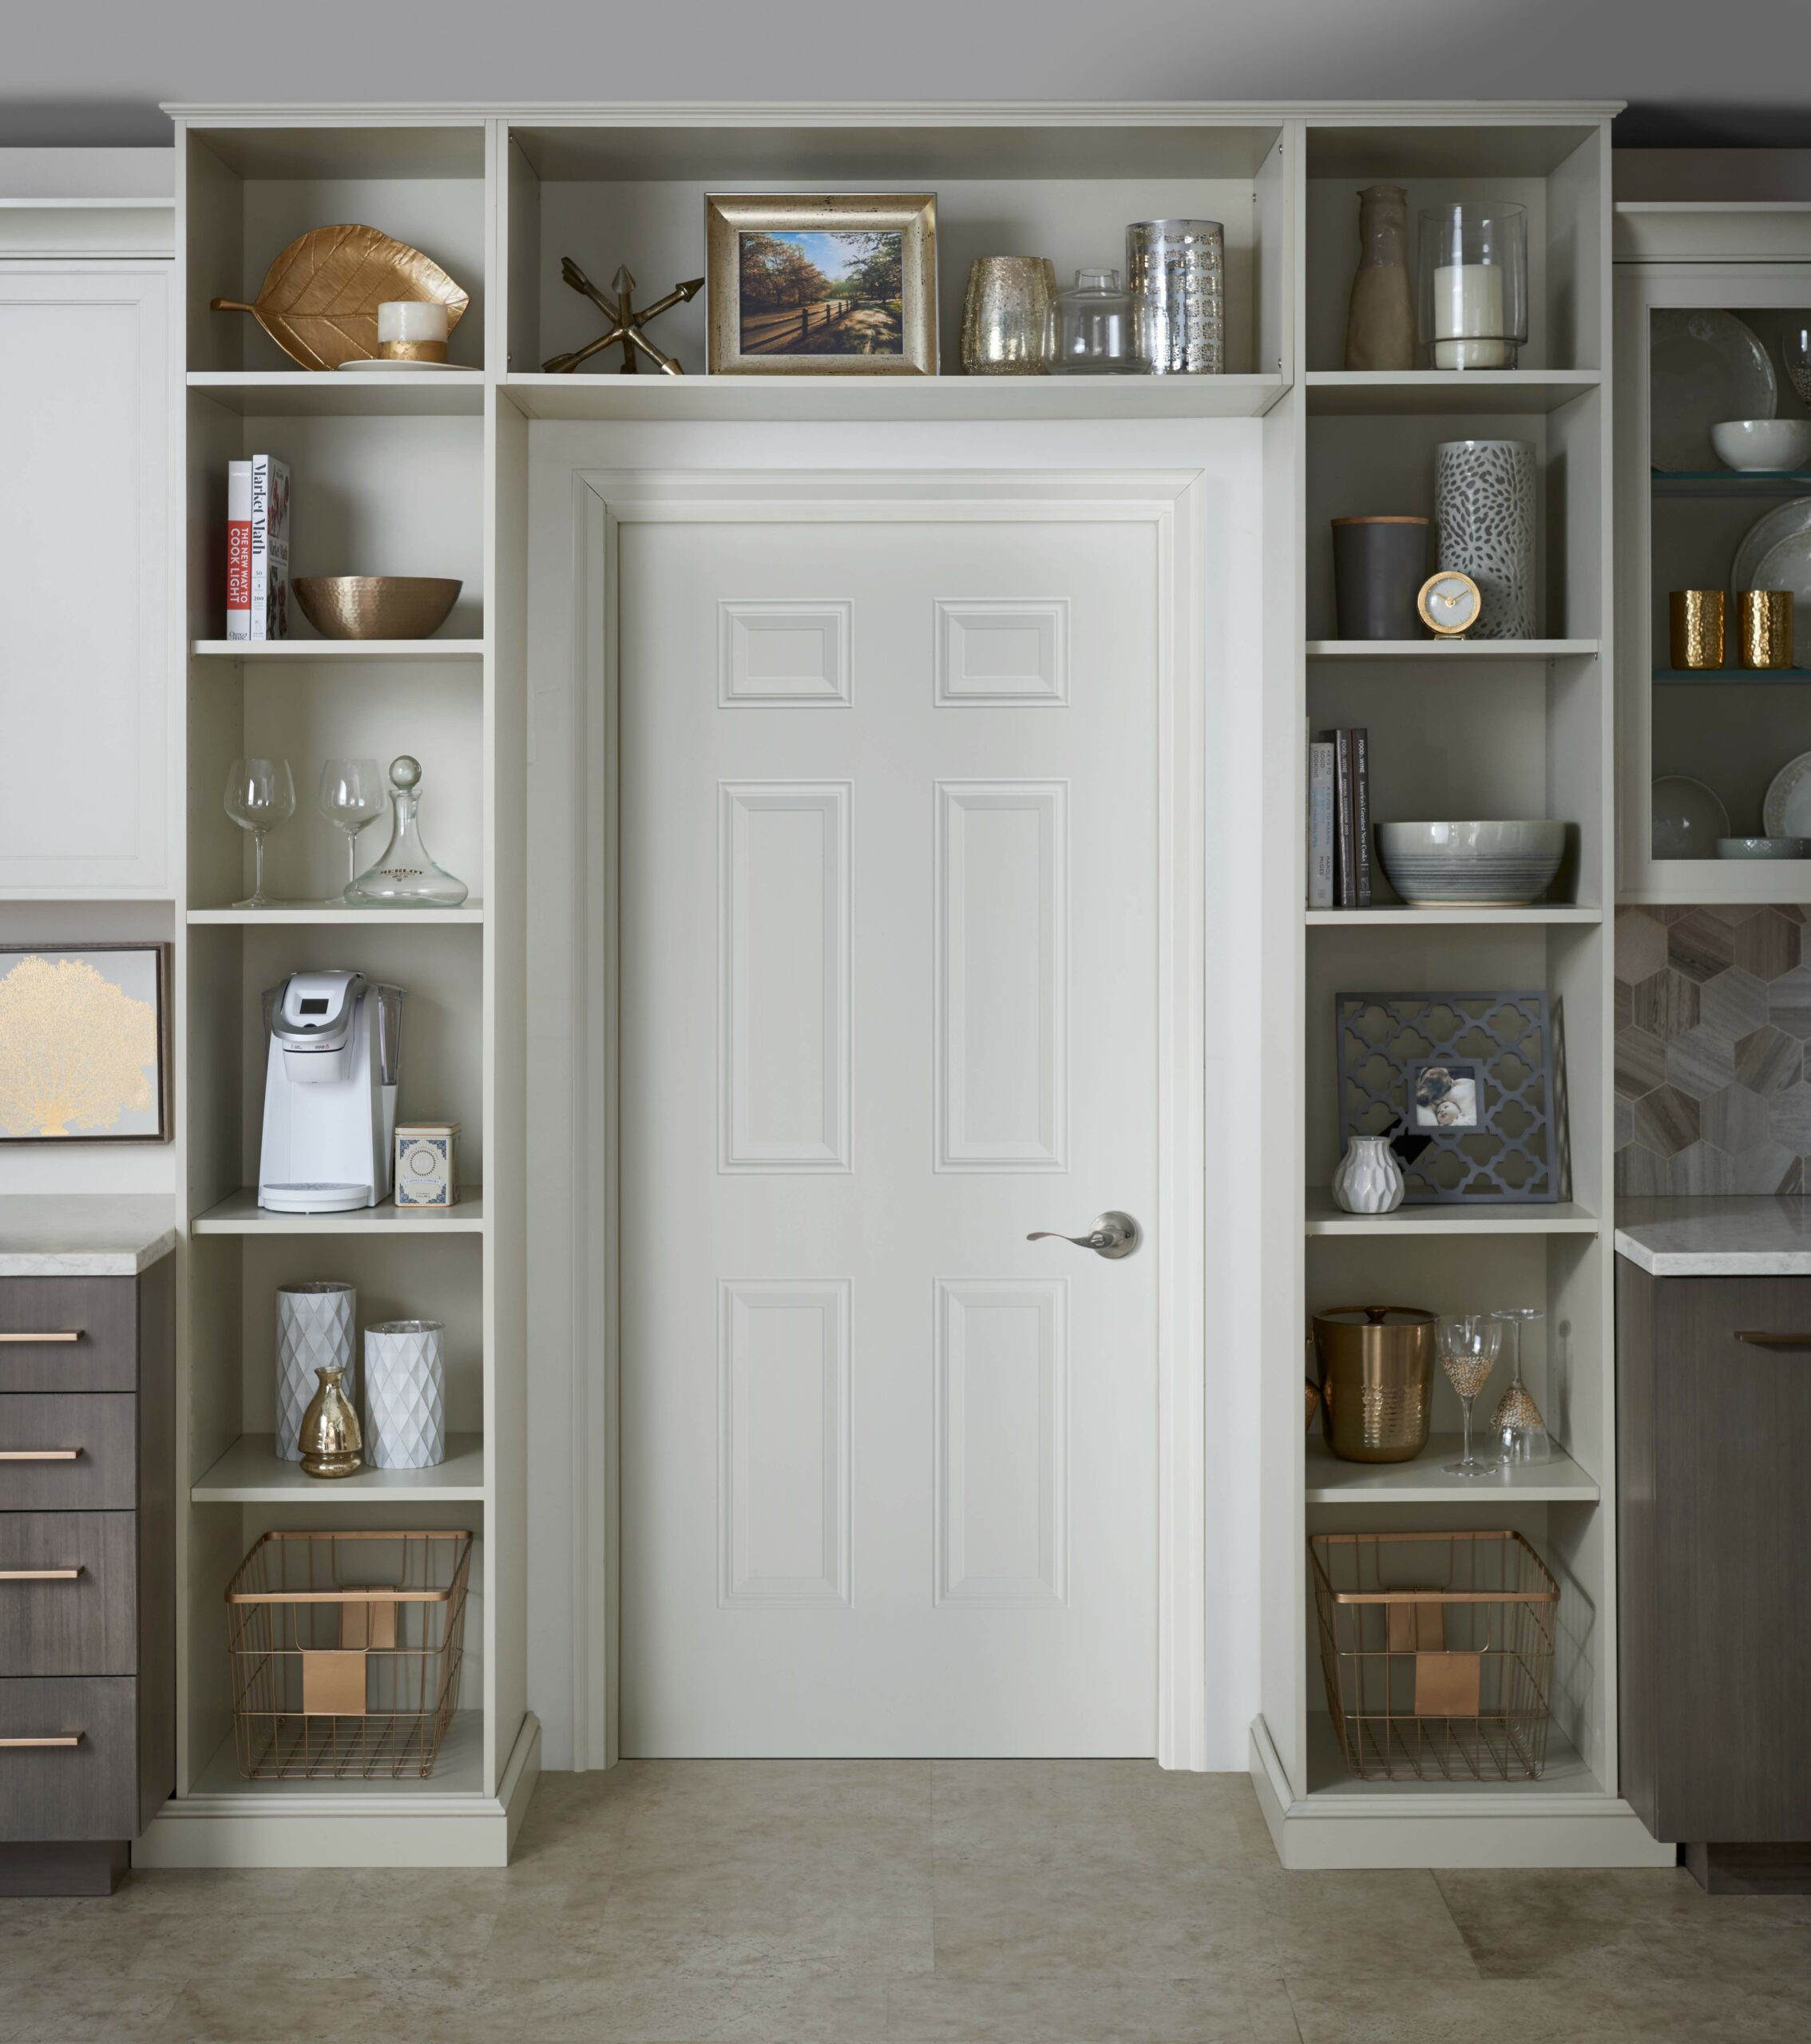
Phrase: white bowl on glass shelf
[
  {"left": 1374, "top": 819, "right": 1567, "bottom": 906},
  {"left": 1710, "top": 418, "right": 1811, "bottom": 473}
]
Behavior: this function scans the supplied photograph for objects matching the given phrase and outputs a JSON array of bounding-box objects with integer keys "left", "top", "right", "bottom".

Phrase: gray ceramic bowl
[{"left": 1375, "top": 820, "right": 1567, "bottom": 907}]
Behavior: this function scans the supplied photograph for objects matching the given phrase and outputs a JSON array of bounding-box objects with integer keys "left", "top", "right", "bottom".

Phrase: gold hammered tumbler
[
  {"left": 1738, "top": 589, "right": 1794, "bottom": 671},
  {"left": 1669, "top": 589, "right": 1726, "bottom": 671}
]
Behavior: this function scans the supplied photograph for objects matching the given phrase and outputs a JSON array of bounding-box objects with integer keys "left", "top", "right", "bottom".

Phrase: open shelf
[
  {"left": 501, "top": 371, "right": 1288, "bottom": 423},
  {"left": 1306, "top": 370, "right": 1602, "bottom": 416},
  {"left": 193, "top": 1432, "right": 485, "bottom": 1503},
  {"left": 1304, "top": 1193, "right": 1600, "bottom": 1237},
  {"left": 185, "top": 371, "right": 485, "bottom": 417},
  {"left": 191, "top": 639, "right": 484, "bottom": 661},
  {"left": 1304, "top": 1432, "right": 1599, "bottom": 1505},
  {"left": 192, "top": 1190, "right": 485, "bottom": 1235},
  {"left": 1306, "top": 639, "right": 1599, "bottom": 660},
  {"left": 1306, "top": 906, "right": 1601, "bottom": 926},
  {"left": 187, "top": 905, "right": 485, "bottom": 925}
]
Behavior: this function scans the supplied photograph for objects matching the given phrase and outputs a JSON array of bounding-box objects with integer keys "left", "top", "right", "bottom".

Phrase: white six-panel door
[{"left": 613, "top": 479, "right": 1180, "bottom": 1757}]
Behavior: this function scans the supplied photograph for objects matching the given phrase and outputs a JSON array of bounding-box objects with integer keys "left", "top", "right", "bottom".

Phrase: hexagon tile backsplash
[{"left": 1615, "top": 905, "right": 1811, "bottom": 1195}]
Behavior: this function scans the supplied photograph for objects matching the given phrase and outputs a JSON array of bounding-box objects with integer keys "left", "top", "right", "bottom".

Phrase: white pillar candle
[
  {"left": 1432, "top": 264, "right": 1507, "bottom": 370},
  {"left": 378, "top": 300, "right": 450, "bottom": 345}
]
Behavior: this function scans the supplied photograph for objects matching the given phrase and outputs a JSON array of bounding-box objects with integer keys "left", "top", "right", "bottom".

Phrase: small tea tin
[{"left": 394, "top": 1121, "right": 460, "bottom": 1207}]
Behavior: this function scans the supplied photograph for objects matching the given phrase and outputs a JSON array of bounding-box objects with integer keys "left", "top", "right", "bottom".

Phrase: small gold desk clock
[{"left": 1417, "top": 568, "right": 1483, "bottom": 638}]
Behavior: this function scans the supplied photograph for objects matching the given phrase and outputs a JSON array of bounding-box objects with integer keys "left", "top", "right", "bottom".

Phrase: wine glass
[
  {"left": 223, "top": 757, "right": 294, "bottom": 908},
  {"left": 1438, "top": 1315, "right": 1503, "bottom": 1476},
  {"left": 1783, "top": 319, "right": 1811, "bottom": 408},
  {"left": 319, "top": 758, "right": 387, "bottom": 896},
  {"left": 1491, "top": 1306, "right": 1551, "bottom": 1465}
]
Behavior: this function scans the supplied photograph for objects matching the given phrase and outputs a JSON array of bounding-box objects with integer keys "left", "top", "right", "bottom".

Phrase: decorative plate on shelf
[
  {"left": 1732, "top": 496, "right": 1811, "bottom": 595},
  {"left": 1649, "top": 309, "right": 1776, "bottom": 472},
  {"left": 1754, "top": 529, "right": 1811, "bottom": 630},
  {"left": 1651, "top": 774, "right": 1730, "bottom": 858},
  {"left": 1763, "top": 752, "right": 1811, "bottom": 841}
]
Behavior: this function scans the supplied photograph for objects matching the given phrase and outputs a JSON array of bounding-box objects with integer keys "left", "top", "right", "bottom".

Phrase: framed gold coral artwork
[{"left": 0, "top": 943, "right": 170, "bottom": 1143}]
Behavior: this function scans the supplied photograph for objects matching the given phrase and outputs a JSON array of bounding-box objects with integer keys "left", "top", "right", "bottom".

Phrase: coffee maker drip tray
[{"left": 260, "top": 1182, "right": 374, "bottom": 1214}]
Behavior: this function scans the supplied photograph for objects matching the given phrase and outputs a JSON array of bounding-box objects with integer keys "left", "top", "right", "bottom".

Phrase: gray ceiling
[{"left": 2, "top": 0, "right": 1806, "bottom": 149}]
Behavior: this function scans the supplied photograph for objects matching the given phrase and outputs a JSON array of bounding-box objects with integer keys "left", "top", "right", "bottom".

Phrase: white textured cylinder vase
[
  {"left": 275, "top": 1282, "right": 355, "bottom": 1462},
  {"left": 1331, "top": 1135, "right": 1405, "bottom": 1214},
  {"left": 363, "top": 1318, "right": 447, "bottom": 1470},
  {"left": 1433, "top": 438, "right": 1538, "bottom": 640}
]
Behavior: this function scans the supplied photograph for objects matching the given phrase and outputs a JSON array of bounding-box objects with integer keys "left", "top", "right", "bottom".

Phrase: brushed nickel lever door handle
[{"left": 1026, "top": 1210, "right": 1142, "bottom": 1260}]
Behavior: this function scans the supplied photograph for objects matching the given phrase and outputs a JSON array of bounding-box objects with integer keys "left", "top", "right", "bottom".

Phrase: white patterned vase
[
  {"left": 1331, "top": 1135, "right": 1405, "bottom": 1215},
  {"left": 363, "top": 1319, "right": 447, "bottom": 1470},
  {"left": 275, "top": 1282, "right": 355, "bottom": 1462},
  {"left": 1433, "top": 438, "right": 1537, "bottom": 640}
]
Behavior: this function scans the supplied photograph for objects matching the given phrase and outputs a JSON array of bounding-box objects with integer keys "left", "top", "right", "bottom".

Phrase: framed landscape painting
[
  {"left": 706, "top": 193, "right": 937, "bottom": 376},
  {"left": 0, "top": 943, "right": 170, "bottom": 1143}
]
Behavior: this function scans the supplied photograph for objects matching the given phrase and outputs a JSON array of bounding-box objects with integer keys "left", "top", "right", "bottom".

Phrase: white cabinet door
[
  {"left": 619, "top": 502, "right": 1162, "bottom": 1757},
  {"left": 0, "top": 265, "right": 168, "bottom": 893}
]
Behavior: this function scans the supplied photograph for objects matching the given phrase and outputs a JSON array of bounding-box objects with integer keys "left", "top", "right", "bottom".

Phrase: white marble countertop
[
  {"left": 1615, "top": 1197, "right": 1811, "bottom": 1277},
  {"left": 0, "top": 1196, "right": 177, "bottom": 1276}
]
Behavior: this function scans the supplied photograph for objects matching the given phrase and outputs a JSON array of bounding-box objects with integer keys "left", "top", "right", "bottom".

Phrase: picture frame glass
[
  {"left": 0, "top": 945, "right": 169, "bottom": 1143},
  {"left": 738, "top": 228, "right": 905, "bottom": 360}
]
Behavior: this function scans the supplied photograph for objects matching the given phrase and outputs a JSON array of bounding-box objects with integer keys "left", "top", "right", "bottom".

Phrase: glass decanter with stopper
[{"left": 345, "top": 755, "right": 469, "bottom": 909}]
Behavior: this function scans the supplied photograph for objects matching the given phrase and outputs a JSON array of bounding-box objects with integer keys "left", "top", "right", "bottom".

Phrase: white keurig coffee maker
[{"left": 258, "top": 969, "right": 404, "bottom": 1213}]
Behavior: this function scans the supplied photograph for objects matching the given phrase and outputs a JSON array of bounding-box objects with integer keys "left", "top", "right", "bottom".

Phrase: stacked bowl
[{"left": 1375, "top": 820, "right": 1566, "bottom": 908}]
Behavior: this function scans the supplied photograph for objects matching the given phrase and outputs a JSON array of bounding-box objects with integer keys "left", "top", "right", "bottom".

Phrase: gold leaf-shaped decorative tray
[{"left": 212, "top": 224, "right": 470, "bottom": 373}]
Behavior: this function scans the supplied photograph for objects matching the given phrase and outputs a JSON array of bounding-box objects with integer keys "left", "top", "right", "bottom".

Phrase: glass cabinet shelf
[
  {"left": 1651, "top": 468, "right": 1811, "bottom": 497},
  {"left": 1653, "top": 667, "right": 1811, "bottom": 684}
]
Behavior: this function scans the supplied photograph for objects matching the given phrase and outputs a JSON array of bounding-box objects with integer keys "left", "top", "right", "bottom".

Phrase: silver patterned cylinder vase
[
  {"left": 1434, "top": 438, "right": 1538, "bottom": 640},
  {"left": 1127, "top": 219, "right": 1225, "bottom": 374},
  {"left": 363, "top": 1318, "right": 447, "bottom": 1470},
  {"left": 960, "top": 256, "right": 1056, "bottom": 375},
  {"left": 275, "top": 1281, "right": 355, "bottom": 1462}
]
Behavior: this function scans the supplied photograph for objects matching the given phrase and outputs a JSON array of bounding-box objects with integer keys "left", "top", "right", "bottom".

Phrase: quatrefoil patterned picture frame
[{"left": 1334, "top": 991, "right": 1566, "bottom": 1205}]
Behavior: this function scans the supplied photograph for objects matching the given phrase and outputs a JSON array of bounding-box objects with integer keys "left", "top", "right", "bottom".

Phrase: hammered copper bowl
[{"left": 292, "top": 576, "right": 462, "bottom": 640}]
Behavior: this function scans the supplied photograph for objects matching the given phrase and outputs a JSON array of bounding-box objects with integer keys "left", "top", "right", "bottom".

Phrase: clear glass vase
[
  {"left": 345, "top": 755, "right": 469, "bottom": 909},
  {"left": 1417, "top": 203, "right": 1528, "bottom": 370},
  {"left": 1051, "top": 267, "right": 1139, "bottom": 374}
]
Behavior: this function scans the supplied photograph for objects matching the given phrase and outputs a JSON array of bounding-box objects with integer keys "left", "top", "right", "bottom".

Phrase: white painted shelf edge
[
  {"left": 1304, "top": 1194, "right": 1600, "bottom": 1236},
  {"left": 193, "top": 1432, "right": 485, "bottom": 1502},
  {"left": 1306, "top": 906, "right": 1603, "bottom": 925},
  {"left": 191, "top": 640, "right": 484, "bottom": 660},
  {"left": 1306, "top": 640, "right": 1599, "bottom": 660},
  {"left": 1304, "top": 1432, "right": 1599, "bottom": 1504},
  {"left": 191, "top": 1189, "right": 484, "bottom": 1234},
  {"left": 187, "top": 905, "right": 485, "bottom": 925}
]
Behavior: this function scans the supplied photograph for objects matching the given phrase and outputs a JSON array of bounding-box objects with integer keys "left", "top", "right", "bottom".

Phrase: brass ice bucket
[{"left": 1312, "top": 1305, "right": 1437, "bottom": 1463}]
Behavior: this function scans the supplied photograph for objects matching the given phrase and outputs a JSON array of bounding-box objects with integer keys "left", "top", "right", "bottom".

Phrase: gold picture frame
[
  {"left": 706, "top": 193, "right": 937, "bottom": 376},
  {"left": 0, "top": 942, "right": 171, "bottom": 1144}
]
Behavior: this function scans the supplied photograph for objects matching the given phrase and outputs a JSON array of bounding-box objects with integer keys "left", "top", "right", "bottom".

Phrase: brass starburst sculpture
[{"left": 541, "top": 259, "right": 705, "bottom": 375}]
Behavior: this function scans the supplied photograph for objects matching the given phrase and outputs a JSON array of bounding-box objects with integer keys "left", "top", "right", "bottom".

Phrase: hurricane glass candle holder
[{"left": 1418, "top": 204, "right": 1528, "bottom": 370}]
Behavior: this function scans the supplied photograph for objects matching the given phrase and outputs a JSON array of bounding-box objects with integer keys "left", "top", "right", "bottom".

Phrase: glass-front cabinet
[{"left": 1616, "top": 221, "right": 1811, "bottom": 901}]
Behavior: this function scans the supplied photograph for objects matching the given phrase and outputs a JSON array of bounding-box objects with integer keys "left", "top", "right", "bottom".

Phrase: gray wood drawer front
[
  {"left": 0, "top": 1514, "right": 136, "bottom": 1675},
  {"left": 0, "top": 1397, "right": 136, "bottom": 1511},
  {"left": 0, "top": 1279, "right": 137, "bottom": 1394},
  {"left": 0, "top": 1678, "right": 137, "bottom": 1840}
]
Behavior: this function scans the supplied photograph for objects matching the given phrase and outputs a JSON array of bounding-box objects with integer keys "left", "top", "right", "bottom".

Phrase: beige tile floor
[{"left": 3, "top": 1762, "right": 1809, "bottom": 2042}]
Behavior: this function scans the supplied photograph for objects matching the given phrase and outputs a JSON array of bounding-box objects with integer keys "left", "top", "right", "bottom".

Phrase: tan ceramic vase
[{"left": 1344, "top": 184, "right": 1416, "bottom": 372}]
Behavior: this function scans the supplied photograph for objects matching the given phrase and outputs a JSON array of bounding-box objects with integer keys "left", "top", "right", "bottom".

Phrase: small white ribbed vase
[
  {"left": 275, "top": 1282, "right": 355, "bottom": 1461},
  {"left": 363, "top": 1319, "right": 447, "bottom": 1469},
  {"left": 1331, "top": 1135, "right": 1405, "bottom": 1214}
]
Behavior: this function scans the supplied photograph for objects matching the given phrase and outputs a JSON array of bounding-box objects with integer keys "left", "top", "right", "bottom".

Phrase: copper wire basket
[
  {"left": 225, "top": 1530, "right": 472, "bottom": 1780},
  {"left": 1310, "top": 1529, "right": 1558, "bottom": 1782}
]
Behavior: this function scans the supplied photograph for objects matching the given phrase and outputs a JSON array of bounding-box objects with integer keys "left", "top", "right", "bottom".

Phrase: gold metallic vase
[
  {"left": 960, "top": 256, "right": 1056, "bottom": 375},
  {"left": 299, "top": 1365, "right": 363, "bottom": 1479},
  {"left": 1669, "top": 588, "right": 1726, "bottom": 671},
  {"left": 1738, "top": 588, "right": 1794, "bottom": 671},
  {"left": 1311, "top": 1305, "right": 1437, "bottom": 1463}
]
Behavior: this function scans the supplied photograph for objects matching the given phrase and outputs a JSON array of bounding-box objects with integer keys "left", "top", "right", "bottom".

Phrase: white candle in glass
[
  {"left": 1433, "top": 263, "right": 1506, "bottom": 370},
  {"left": 378, "top": 300, "right": 450, "bottom": 344}
]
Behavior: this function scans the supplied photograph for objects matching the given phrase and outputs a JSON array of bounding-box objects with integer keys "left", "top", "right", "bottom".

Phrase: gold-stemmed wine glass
[{"left": 1438, "top": 1315, "right": 1504, "bottom": 1477}]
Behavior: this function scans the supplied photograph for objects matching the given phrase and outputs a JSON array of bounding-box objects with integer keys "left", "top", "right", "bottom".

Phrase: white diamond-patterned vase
[
  {"left": 363, "top": 1319, "right": 448, "bottom": 1470},
  {"left": 275, "top": 1283, "right": 355, "bottom": 1462}
]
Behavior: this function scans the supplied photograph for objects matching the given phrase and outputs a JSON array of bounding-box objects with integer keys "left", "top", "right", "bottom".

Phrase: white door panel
[{"left": 620, "top": 506, "right": 1159, "bottom": 1757}]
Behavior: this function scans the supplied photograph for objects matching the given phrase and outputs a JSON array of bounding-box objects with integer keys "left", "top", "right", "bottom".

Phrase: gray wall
[{"left": 4, "top": 0, "right": 1808, "bottom": 148}]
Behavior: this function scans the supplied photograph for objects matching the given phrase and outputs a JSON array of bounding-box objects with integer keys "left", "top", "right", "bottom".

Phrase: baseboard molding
[
  {"left": 1249, "top": 1716, "right": 1677, "bottom": 1871},
  {"left": 133, "top": 1713, "right": 541, "bottom": 1870}
]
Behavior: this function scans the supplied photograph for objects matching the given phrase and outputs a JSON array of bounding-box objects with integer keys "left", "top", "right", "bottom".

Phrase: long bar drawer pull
[
  {"left": 1734, "top": 1331, "right": 1811, "bottom": 1346},
  {"left": 0, "top": 1449, "right": 79, "bottom": 1462},
  {"left": 0, "top": 1567, "right": 81, "bottom": 1582},
  {"left": 0, "top": 1333, "right": 81, "bottom": 1344},
  {"left": 0, "top": 1735, "right": 81, "bottom": 1749}
]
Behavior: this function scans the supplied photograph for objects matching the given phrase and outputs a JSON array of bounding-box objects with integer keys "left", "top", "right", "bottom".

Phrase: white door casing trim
[{"left": 569, "top": 468, "right": 1207, "bottom": 1769}]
